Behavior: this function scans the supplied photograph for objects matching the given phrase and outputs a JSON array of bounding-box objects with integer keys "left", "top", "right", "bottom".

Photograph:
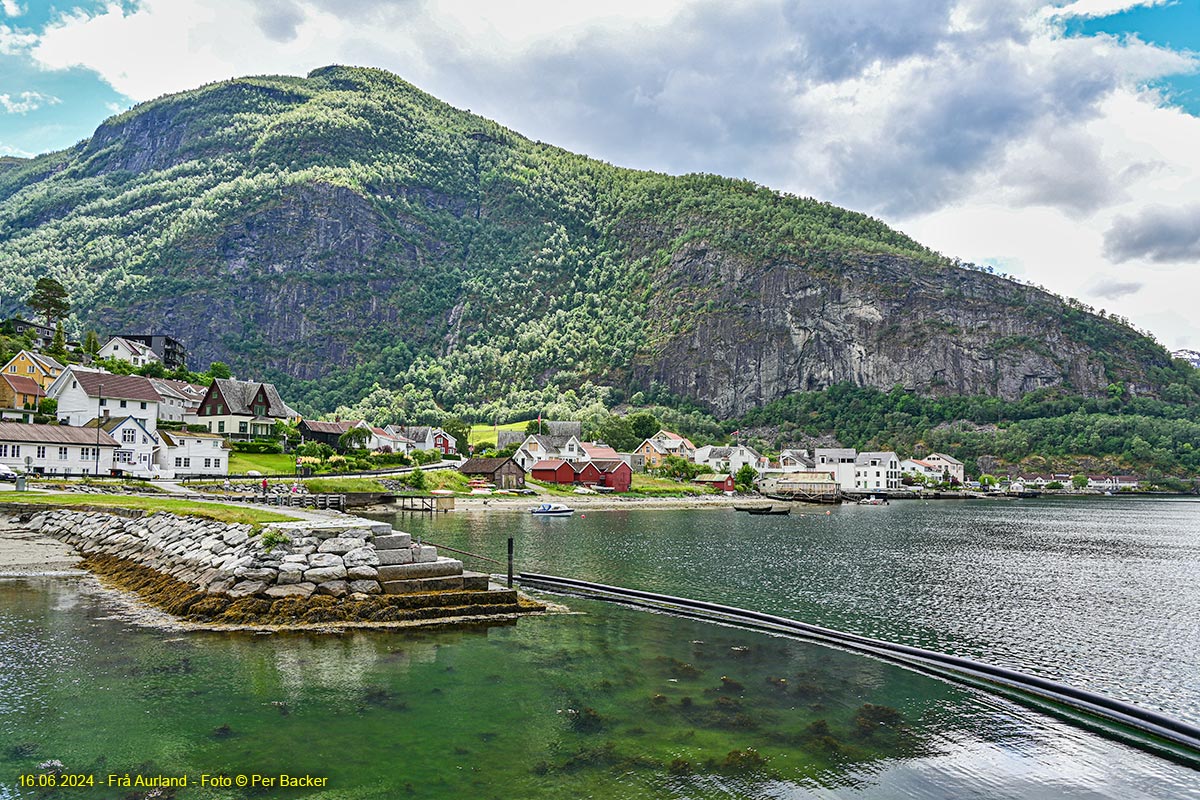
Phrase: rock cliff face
[
  {"left": 636, "top": 245, "right": 1115, "bottom": 417},
  {"left": 0, "top": 66, "right": 1177, "bottom": 416}
]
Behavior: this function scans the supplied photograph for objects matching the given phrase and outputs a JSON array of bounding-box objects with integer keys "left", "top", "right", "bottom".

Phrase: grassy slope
[
  {"left": 468, "top": 421, "right": 528, "bottom": 446},
  {"left": 0, "top": 492, "right": 298, "bottom": 524},
  {"left": 228, "top": 453, "right": 298, "bottom": 474}
]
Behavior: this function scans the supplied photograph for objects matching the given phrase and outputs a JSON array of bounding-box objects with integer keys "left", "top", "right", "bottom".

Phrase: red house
[
  {"left": 693, "top": 474, "right": 736, "bottom": 492},
  {"left": 576, "top": 461, "right": 603, "bottom": 485},
  {"left": 531, "top": 459, "right": 576, "bottom": 484},
  {"left": 594, "top": 460, "right": 632, "bottom": 493}
]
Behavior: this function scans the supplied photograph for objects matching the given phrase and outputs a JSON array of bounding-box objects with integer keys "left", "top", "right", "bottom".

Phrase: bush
[
  {"left": 296, "top": 441, "right": 334, "bottom": 459},
  {"left": 232, "top": 441, "right": 283, "bottom": 454}
]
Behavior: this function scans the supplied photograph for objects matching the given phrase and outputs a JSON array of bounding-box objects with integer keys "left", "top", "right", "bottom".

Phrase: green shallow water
[{"left": 1, "top": 575, "right": 1198, "bottom": 799}]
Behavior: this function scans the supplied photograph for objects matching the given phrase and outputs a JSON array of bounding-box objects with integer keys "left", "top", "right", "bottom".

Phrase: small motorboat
[
  {"left": 745, "top": 506, "right": 791, "bottom": 515},
  {"left": 858, "top": 496, "right": 885, "bottom": 505},
  {"left": 531, "top": 502, "right": 574, "bottom": 516}
]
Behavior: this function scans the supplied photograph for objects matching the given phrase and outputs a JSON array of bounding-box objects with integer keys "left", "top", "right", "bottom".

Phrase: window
[
  {"left": 213, "top": 459, "right": 221, "bottom": 469},
  {"left": 140, "top": 402, "right": 147, "bottom": 409},
  {"left": 99, "top": 398, "right": 107, "bottom": 406},
  {"left": 26, "top": 365, "right": 34, "bottom": 373},
  {"left": 122, "top": 429, "right": 136, "bottom": 444},
  {"left": 212, "top": 441, "right": 219, "bottom": 448},
  {"left": 36, "top": 446, "right": 45, "bottom": 459},
  {"left": 7, "top": 365, "right": 13, "bottom": 372},
  {"left": 119, "top": 400, "right": 127, "bottom": 408},
  {"left": 58, "top": 447, "right": 68, "bottom": 460},
  {"left": 238, "top": 422, "right": 247, "bottom": 434},
  {"left": 11, "top": 445, "right": 18, "bottom": 457},
  {"left": 80, "top": 447, "right": 91, "bottom": 460},
  {"left": 182, "top": 458, "right": 190, "bottom": 467},
  {"left": 204, "top": 458, "right": 211, "bottom": 468},
  {"left": 0, "top": 445, "right": 6, "bottom": 457},
  {"left": 218, "top": 422, "right": 225, "bottom": 433},
  {"left": 174, "top": 457, "right": 182, "bottom": 467}
]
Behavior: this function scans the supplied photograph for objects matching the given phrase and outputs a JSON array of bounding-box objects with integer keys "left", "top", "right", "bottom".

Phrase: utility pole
[{"left": 95, "top": 383, "right": 103, "bottom": 477}]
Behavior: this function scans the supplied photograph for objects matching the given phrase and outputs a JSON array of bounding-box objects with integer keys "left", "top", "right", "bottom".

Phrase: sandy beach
[
  {"left": 0, "top": 518, "right": 85, "bottom": 574},
  {"left": 425, "top": 493, "right": 748, "bottom": 513}
]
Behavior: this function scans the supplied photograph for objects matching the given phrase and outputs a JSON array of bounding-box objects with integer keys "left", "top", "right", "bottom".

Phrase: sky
[{"left": 2, "top": 0, "right": 1200, "bottom": 350}]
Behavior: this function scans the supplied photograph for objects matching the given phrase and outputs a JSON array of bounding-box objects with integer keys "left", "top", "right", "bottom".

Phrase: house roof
[
  {"left": 653, "top": 430, "right": 695, "bottom": 448},
  {"left": 530, "top": 459, "right": 573, "bottom": 470},
  {"left": 815, "top": 448, "right": 857, "bottom": 459},
  {"left": 30, "top": 352, "right": 64, "bottom": 372},
  {"left": 70, "top": 369, "right": 163, "bottom": 402},
  {"left": 590, "top": 459, "right": 628, "bottom": 473},
  {"left": 158, "top": 430, "right": 227, "bottom": 446},
  {"left": 459, "top": 457, "right": 523, "bottom": 475},
  {"left": 150, "top": 378, "right": 208, "bottom": 401},
  {"left": 210, "top": 378, "right": 296, "bottom": 418},
  {"left": 104, "top": 336, "right": 158, "bottom": 358},
  {"left": 2, "top": 374, "right": 45, "bottom": 398},
  {"left": 544, "top": 420, "right": 582, "bottom": 438},
  {"left": 0, "top": 421, "right": 118, "bottom": 447},
  {"left": 302, "top": 419, "right": 353, "bottom": 435},
  {"left": 693, "top": 474, "right": 732, "bottom": 483},
  {"left": 581, "top": 442, "right": 620, "bottom": 459},
  {"left": 83, "top": 415, "right": 158, "bottom": 440},
  {"left": 855, "top": 451, "right": 898, "bottom": 465},
  {"left": 926, "top": 452, "right": 963, "bottom": 465}
]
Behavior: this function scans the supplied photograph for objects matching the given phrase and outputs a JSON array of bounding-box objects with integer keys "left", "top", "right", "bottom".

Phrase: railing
[{"left": 425, "top": 537, "right": 515, "bottom": 587}]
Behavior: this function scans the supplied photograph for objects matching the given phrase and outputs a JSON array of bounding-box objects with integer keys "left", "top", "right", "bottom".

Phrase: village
[{"left": 0, "top": 318, "right": 1146, "bottom": 501}]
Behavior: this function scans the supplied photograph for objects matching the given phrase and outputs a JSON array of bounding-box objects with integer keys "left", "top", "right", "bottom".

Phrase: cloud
[
  {"left": 0, "top": 22, "right": 35, "bottom": 53},
  {"left": 1087, "top": 277, "right": 1143, "bottom": 299},
  {"left": 0, "top": 90, "right": 60, "bottom": 114},
  {"left": 1, "top": 1, "right": 22, "bottom": 18},
  {"left": 1103, "top": 204, "right": 1200, "bottom": 262},
  {"left": 254, "top": 0, "right": 305, "bottom": 43},
  {"left": 1050, "top": 0, "right": 1174, "bottom": 20}
]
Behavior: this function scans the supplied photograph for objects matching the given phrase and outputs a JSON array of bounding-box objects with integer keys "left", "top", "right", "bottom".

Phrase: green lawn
[
  {"left": 468, "top": 421, "right": 529, "bottom": 446},
  {"left": 228, "top": 452, "right": 298, "bottom": 475},
  {"left": 0, "top": 492, "right": 299, "bottom": 525}
]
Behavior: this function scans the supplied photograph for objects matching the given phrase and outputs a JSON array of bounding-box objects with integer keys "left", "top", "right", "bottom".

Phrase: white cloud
[
  {"left": 14, "top": 0, "right": 1200, "bottom": 347},
  {"left": 1050, "top": 0, "right": 1173, "bottom": 20},
  {"left": 1, "top": 1, "right": 23, "bottom": 18},
  {"left": 0, "top": 90, "right": 60, "bottom": 114},
  {"left": 0, "top": 21, "right": 35, "bottom": 53}
]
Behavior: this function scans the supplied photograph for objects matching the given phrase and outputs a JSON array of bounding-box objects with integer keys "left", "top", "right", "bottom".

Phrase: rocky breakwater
[{"left": 10, "top": 510, "right": 489, "bottom": 601}]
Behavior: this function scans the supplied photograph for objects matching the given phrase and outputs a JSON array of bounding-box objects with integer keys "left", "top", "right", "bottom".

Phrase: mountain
[
  {"left": 1173, "top": 350, "right": 1200, "bottom": 369},
  {"left": 0, "top": 66, "right": 1188, "bottom": 418}
]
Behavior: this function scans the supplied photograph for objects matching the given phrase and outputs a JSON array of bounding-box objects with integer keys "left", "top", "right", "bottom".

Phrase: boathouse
[{"left": 458, "top": 457, "right": 526, "bottom": 489}]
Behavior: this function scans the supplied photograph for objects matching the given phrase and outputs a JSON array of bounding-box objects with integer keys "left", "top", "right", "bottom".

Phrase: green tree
[
  {"left": 1071, "top": 473, "right": 1089, "bottom": 490},
  {"left": 1045, "top": 481, "right": 1064, "bottom": 490},
  {"left": 979, "top": 474, "right": 997, "bottom": 491},
  {"left": 38, "top": 397, "right": 57, "bottom": 416},
  {"left": 82, "top": 330, "right": 100, "bottom": 359},
  {"left": 207, "top": 361, "right": 232, "bottom": 379},
  {"left": 441, "top": 417, "right": 471, "bottom": 454},
  {"left": 338, "top": 427, "right": 372, "bottom": 451},
  {"left": 46, "top": 321, "right": 68, "bottom": 359},
  {"left": 734, "top": 463, "right": 758, "bottom": 489},
  {"left": 407, "top": 467, "right": 426, "bottom": 490},
  {"left": 594, "top": 414, "right": 637, "bottom": 451},
  {"left": 525, "top": 418, "right": 544, "bottom": 435},
  {"left": 627, "top": 411, "right": 661, "bottom": 441},
  {"left": 136, "top": 360, "right": 166, "bottom": 378},
  {"left": 25, "top": 277, "right": 71, "bottom": 328}
]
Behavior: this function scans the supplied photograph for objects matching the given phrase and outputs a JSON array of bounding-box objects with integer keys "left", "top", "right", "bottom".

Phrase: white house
[
  {"left": 901, "top": 458, "right": 945, "bottom": 483},
  {"left": 84, "top": 416, "right": 160, "bottom": 477},
  {"left": 389, "top": 425, "right": 457, "bottom": 456},
  {"left": 814, "top": 448, "right": 859, "bottom": 490},
  {"left": 510, "top": 433, "right": 582, "bottom": 470},
  {"left": 778, "top": 449, "right": 814, "bottom": 472},
  {"left": 854, "top": 451, "right": 901, "bottom": 491},
  {"left": 0, "top": 421, "right": 117, "bottom": 476},
  {"left": 98, "top": 336, "right": 161, "bottom": 368},
  {"left": 48, "top": 368, "right": 162, "bottom": 430},
  {"left": 157, "top": 430, "right": 229, "bottom": 477},
  {"left": 693, "top": 444, "right": 768, "bottom": 475},
  {"left": 355, "top": 421, "right": 413, "bottom": 453},
  {"left": 922, "top": 452, "right": 965, "bottom": 484},
  {"left": 150, "top": 378, "right": 208, "bottom": 423},
  {"left": 196, "top": 378, "right": 298, "bottom": 440}
]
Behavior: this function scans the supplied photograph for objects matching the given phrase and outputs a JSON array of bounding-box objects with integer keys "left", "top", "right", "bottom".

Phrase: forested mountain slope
[{"left": 0, "top": 66, "right": 1185, "bottom": 417}]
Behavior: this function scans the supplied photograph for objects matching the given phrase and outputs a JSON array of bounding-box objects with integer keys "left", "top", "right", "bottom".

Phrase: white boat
[
  {"left": 530, "top": 502, "right": 574, "bottom": 516},
  {"left": 858, "top": 496, "right": 885, "bottom": 505}
]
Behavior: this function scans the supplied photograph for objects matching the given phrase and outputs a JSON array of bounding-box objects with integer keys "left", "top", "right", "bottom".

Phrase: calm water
[
  {"left": 391, "top": 496, "right": 1200, "bottom": 726},
  {"left": 1, "top": 496, "right": 1198, "bottom": 798}
]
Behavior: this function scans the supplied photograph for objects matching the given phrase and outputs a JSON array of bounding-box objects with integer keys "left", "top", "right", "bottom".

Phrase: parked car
[{"left": 0, "top": 463, "right": 20, "bottom": 479}]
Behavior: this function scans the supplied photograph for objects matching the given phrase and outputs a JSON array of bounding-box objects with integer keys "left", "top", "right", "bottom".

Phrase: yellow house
[
  {"left": 0, "top": 374, "right": 46, "bottom": 421},
  {"left": 2, "top": 350, "right": 65, "bottom": 391}
]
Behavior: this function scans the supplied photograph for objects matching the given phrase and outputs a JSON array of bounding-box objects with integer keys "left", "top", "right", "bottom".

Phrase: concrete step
[
  {"left": 461, "top": 571, "right": 491, "bottom": 591},
  {"left": 377, "top": 557, "right": 463, "bottom": 582},
  {"left": 382, "top": 575, "right": 464, "bottom": 594},
  {"left": 373, "top": 533, "right": 413, "bottom": 549},
  {"left": 376, "top": 547, "right": 414, "bottom": 566}
]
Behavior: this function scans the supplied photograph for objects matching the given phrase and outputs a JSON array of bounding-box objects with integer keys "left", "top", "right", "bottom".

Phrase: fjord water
[
  {"left": 394, "top": 496, "right": 1200, "bottom": 726},
  {"left": 0, "top": 498, "right": 1195, "bottom": 799}
]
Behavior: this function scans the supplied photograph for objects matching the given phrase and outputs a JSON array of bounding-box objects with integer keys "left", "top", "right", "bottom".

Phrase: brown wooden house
[{"left": 459, "top": 457, "right": 526, "bottom": 489}]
